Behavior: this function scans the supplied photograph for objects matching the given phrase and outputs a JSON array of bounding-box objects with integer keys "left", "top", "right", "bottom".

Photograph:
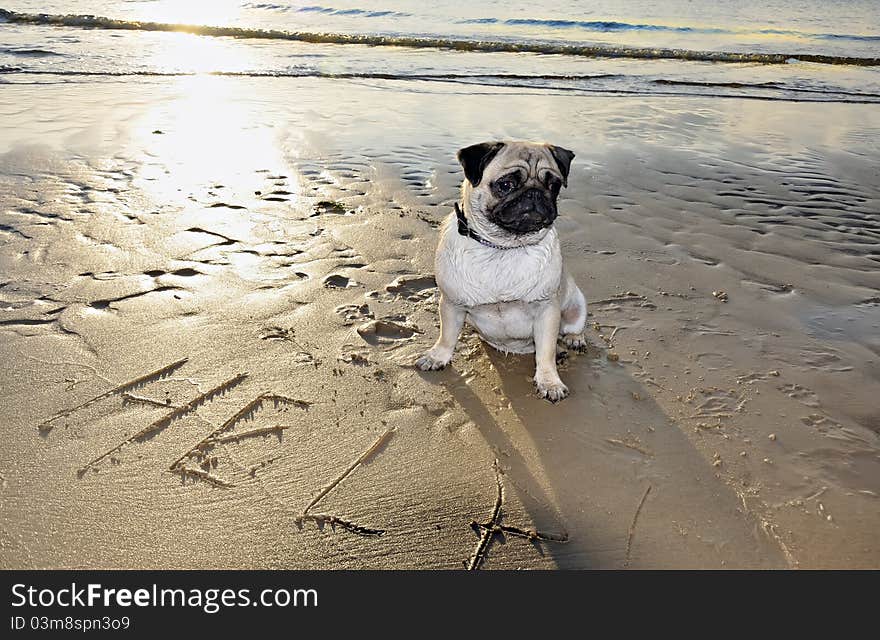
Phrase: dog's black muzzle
[{"left": 489, "top": 188, "right": 558, "bottom": 235}]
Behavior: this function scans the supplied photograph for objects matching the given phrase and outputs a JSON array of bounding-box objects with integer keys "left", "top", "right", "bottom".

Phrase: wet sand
[{"left": 1, "top": 76, "right": 878, "bottom": 568}]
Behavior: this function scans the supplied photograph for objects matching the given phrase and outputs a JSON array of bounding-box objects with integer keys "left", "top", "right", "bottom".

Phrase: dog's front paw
[
  {"left": 535, "top": 375, "right": 569, "bottom": 403},
  {"left": 416, "top": 351, "right": 451, "bottom": 371},
  {"left": 560, "top": 333, "right": 588, "bottom": 352}
]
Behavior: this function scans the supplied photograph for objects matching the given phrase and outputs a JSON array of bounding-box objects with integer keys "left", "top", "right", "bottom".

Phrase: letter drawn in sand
[
  {"left": 77, "top": 372, "right": 248, "bottom": 476},
  {"left": 169, "top": 393, "right": 311, "bottom": 487},
  {"left": 36, "top": 358, "right": 189, "bottom": 434},
  {"left": 294, "top": 428, "right": 395, "bottom": 537}
]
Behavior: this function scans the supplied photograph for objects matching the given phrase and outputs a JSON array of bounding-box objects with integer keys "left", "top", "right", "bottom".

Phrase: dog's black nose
[
  {"left": 525, "top": 188, "right": 545, "bottom": 203},
  {"left": 524, "top": 188, "right": 557, "bottom": 223}
]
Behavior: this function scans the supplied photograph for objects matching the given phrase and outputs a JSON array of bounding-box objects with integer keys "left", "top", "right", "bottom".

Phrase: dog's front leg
[
  {"left": 416, "top": 294, "right": 466, "bottom": 371},
  {"left": 534, "top": 298, "right": 569, "bottom": 402}
]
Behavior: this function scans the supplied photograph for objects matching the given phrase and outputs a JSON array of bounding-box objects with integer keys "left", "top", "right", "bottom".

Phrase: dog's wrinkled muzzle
[{"left": 490, "top": 188, "right": 557, "bottom": 234}]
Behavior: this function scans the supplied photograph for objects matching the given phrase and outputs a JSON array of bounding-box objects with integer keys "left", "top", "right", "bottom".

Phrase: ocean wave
[
  {"left": 1, "top": 68, "right": 878, "bottom": 103},
  {"left": 458, "top": 16, "right": 880, "bottom": 42},
  {"left": 460, "top": 17, "right": 721, "bottom": 34},
  {"left": 650, "top": 78, "right": 880, "bottom": 98},
  {"left": 244, "top": 3, "right": 411, "bottom": 18},
  {"left": 0, "top": 69, "right": 622, "bottom": 81},
  {"left": 760, "top": 29, "right": 880, "bottom": 42},
  {"left": 0, "top": 9, "right": 877, "bottom": 67},
  {"left": 0, "top": 46, "right": 62, "bottom": 57}
]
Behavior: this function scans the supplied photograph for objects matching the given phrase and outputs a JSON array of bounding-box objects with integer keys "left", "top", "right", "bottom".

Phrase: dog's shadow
[{"left": 433, "top": 341, "right": 789, "bottom": 569}]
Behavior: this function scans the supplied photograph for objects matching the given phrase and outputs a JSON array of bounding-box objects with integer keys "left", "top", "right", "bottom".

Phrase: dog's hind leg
[{"left": 558, "top": 272, "right": 587, "bottom": 351}]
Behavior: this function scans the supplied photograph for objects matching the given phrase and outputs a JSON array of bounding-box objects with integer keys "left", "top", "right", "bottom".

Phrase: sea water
[{"left": 1, "top": 1, "right": 878, "bottom": 101}]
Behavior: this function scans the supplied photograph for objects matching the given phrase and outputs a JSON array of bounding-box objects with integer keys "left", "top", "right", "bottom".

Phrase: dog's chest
[{"left": 435, "top": 222, "right": 563, "bottom": 308}]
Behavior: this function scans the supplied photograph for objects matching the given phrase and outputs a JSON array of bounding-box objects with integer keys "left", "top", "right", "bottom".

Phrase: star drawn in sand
[{"left": 466, "top": 460, "right": 568, "bottom": 570}]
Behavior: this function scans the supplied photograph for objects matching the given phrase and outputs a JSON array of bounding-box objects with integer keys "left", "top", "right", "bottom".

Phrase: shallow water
[{"left": 1, "top": 1, "right": 879, "bottom": 101}]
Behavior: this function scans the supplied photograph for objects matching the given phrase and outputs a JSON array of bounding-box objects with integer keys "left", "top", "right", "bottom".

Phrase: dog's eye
[
  {"left": 546, "top": 176, "right": 562, "bottom": 194},
  {"left": 495, "top": 179, "right": 515, "bottom": 195}
]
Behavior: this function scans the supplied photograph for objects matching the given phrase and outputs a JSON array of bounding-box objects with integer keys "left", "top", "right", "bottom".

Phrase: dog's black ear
[
  {"left": 547, "top": 145, "right": 575, "bottom": 187},
  {"left": 457, "top": 142, "right": 505, "bottom": 187}
]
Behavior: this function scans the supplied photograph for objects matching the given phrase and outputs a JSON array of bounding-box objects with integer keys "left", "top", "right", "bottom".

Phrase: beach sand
[{"left": 1, "top": 76, "right": 878, "bottom": 568}]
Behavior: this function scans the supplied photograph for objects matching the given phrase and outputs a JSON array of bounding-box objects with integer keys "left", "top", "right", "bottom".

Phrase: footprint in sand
[
  {"left": 735, "top": 371, "right": 780, "bottom": 385},
  {"left": 356, "top": 317, "right": 421, "bottom": 346},
  {"left": 259, "top": 326, "right": 295, "bottom": 341},
  {"left": 337, "top": 344, "right": 373, "bottom": 366},
  {"left": 779, "top": 383, "right": 821, "bottom": 407},
  {"left": 692, "top": 388, "right": 746, "bottom": 419},
  {"left": 696, "top": 352, "right": 733, "bottom": 371},
  {"left": 684, "top": 322, "right": 736, "bottom": 337},
  {"left": 310, "top": 200, "right": 348, "bottom": 216},
  {"left": 385, "top": 275, "right": 437, "bottom": 301},
  {"left": 800, "top": 348, "right": 854, "bottom": 372},
  {"left": 323, "top": 274, "right": 359, "bottom": 289},
  {"left": 776, "top": 346, "right": 854, "bottom": 372},
  {"left": 801, "top": 414, "right": 841, "bottom": 430},
  {"left": 335, "top": 303, "right": 374, "bottom": 326},
  {"left": 741, "top": 278, "right": 794, "bottom": 295},
  {"left": 368, "top": 274, "right": 437, "bottom": 303},
  {"left": 801, "top": 414, "right": 873, "bottom": 447}
]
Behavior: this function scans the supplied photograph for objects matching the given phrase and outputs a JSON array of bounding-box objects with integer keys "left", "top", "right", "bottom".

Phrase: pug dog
[{"left": 416, "top": 141, "right": 587, "bottom": 402}]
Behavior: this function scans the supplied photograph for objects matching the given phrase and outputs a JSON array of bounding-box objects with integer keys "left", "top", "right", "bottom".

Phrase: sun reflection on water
[
  {"left": 132, "top": 68, "right": 305, "bottom": 283},
  {"left": 140, "top": 73, "right": 292, "bottom": 197},
  {"left": 148, "top": 32, "right": 257, "bottom": 74}
]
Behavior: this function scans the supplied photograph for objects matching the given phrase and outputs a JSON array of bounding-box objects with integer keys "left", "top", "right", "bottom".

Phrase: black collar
[{"left": 454, "top": 203, "right": 516, "bottom": 250}]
